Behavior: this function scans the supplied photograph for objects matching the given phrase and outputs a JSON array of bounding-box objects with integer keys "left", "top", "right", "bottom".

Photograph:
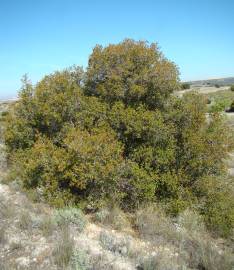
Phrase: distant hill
[{"left": 186, "top": 77, "right": 234, "bottom": 86}]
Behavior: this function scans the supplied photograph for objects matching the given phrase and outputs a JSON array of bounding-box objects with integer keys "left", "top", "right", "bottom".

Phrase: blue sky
[{"left": 0, "top": 0, "right": 233, "bottom": 99}]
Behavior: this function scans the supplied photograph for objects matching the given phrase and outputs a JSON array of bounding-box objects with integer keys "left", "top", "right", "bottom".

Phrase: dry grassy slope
[{"left": 0, "top": 181, "right": 129, "bottom": 269}]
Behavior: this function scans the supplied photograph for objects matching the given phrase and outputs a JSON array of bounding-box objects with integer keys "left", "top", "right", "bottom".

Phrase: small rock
[
  {"left": 15, "top": 257, "right": 30, "bottom": 268},
  {"left": 120, "top": 246, "right": 128, "bottom": 255}
]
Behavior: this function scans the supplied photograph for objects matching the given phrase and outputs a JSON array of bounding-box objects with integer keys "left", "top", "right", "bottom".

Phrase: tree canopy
[{"left": 85, "top": 39, "right": 180, "bottom": 109}]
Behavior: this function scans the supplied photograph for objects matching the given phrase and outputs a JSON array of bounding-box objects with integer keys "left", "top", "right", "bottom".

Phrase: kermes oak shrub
[{"left": 5, "top": 40, "right": 234, "bottom": 236}]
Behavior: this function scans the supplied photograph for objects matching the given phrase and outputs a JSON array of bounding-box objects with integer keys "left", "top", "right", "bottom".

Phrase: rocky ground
[
  {"left": 1, "top": 175, "right": 233, "bottom": 270},
  {"left": 0, "top": 160, "right": 182, "bottom": 270}
]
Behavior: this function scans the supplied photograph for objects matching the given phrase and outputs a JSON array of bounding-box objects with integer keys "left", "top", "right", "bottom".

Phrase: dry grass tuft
[
  {"left": 0, "top": 225, "right": 7, "bottom": 244},
  {"left": 52, "top": 223, "right": 74, "bottom": 268},
  {"left": 39, "top": 215, "right": 57, "bottom": 237},
  {"left": 18, "top": 210, "right": 32, "bottom": 231},
  {"left": 95, "top": 205, "right": 131, "bottom": 231},
  {"left": 0, "top": 197, "right": 15, "bottom": 219},
  {"left": 135, "top": 204, "right": 179, "bottom": 243}
]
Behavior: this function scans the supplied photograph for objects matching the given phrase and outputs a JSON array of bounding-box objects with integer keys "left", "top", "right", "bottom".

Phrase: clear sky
[{"left": 0, "top": 0, "right": 233, "bottom": 99}]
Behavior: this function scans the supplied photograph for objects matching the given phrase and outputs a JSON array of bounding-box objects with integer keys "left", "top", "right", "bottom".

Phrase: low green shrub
[
  {"left": 229, "top": 100, "right": 234, "bottom": 112},
  {"left": 209, "top": 99, "right": 228, "bottom": 112},
  {"left": 69, "top": 250, "right": 91, "bottom": 270},
  {"left": 99, "top": 231, "right": 131, "bottom": 256},
  {"left": 9, "top": 127, "right": 124, "bottom": 208},
  {"left": 99, "top": 231, "right": 117, "bottom": 252},
  {"left": 0, "top": 111, "right": 9, "bottom": 121},
  {"left": 181, "top": 82, "right": 190, "bottom": 90},
  {"left": 205, "top": 97, "right": 212, "bottom": 104},
  {"left": 94, "top": 208, "right": 110, "bottom": 224},
  {"left": 195, "top": 176, "right": 234, "bottom": 238},
  {"left": 55, "top": 207, "right": 87, "bottom": 232}
]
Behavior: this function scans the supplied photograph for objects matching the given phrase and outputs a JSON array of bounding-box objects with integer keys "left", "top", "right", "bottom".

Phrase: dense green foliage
[
  {"left": 230, "top": 85, "right": 234, "bottom": 91},
  {"left": 205, "top": 89, "right": 234, "bottom": 112},
  {"left": 181, "top": 82, "right": 190, "bottom": 90},
  {"left": 4, "top": 39, "right": 234, "bottom": 237},
  {"left": 85, "top": 39, "right": 180, "bottom": 110},
  {"left": 230, "top": 100, "right": 234, "bottom": 112}
]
